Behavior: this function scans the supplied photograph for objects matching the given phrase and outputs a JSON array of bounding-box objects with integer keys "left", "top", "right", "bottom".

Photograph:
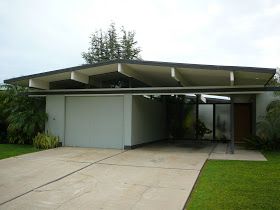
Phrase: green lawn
[
  {"left": 186, "top": 152, "right": 280, "bottom": 210},
  {"left": 0, "top": 144, "right": 40, "bottom": 160}
]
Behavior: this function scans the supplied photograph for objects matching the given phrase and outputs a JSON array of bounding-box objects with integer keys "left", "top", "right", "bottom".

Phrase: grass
[
  {"left": 186, "top": 151, "right": 280, "bottom": 210},
  {"left": 0, "top": 144, "right": 41, "bottom": 160}
]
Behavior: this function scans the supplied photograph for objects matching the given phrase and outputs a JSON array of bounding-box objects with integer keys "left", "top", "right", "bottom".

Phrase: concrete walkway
[
  {"left": 209, "top": 143, "right": 267, "bottom": 161},
  {"left": 0, "top": 143, "right": 266, "bottom": 210}
]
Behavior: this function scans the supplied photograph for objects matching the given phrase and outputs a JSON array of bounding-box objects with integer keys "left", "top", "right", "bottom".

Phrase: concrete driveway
[{"left": 0, "top": 143, "right": 211, "bottom": 210}]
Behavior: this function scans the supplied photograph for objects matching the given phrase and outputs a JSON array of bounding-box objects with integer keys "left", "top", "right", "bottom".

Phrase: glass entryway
[{"left": 166, "top": 95, "right": 232, "bottom": 142}]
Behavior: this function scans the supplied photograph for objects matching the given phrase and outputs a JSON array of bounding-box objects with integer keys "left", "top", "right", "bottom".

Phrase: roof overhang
[
  {"left": 27, "top": 85, "right": 280, "bottom": 96},
  {"left": 4, "top": 59, "right": 276, "bottom": 89}
]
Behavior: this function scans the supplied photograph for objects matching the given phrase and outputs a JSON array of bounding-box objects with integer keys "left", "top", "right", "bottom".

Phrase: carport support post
[
  {"left": 195, "top": 94, "right": 200, "bottom": 140},
  {"left": 230, "top": 96, "right": 235, "bottom": 154}
]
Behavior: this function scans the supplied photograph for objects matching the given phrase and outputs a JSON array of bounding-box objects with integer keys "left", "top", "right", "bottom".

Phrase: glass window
[
  {"left": 215, "top": 104, "right": 231, "bottom": 140},
  {"left": 198, "top": 105, "right": 213, "bottom": 140},
  {"left": 182, "top": 104, "right": 196, "bottom": 139}
]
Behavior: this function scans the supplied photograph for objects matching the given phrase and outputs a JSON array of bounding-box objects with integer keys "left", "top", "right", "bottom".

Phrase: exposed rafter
[
  {"left": 170, "top": 67, "right": 190, "bottom": 86},
  {"left": 117, "top": 63, "right": 159, "bottom": 86},
  {"left": 71, "top": 71, "right": 89, "bottom": 84},
  {"left": 200, "top": 94, "right": 207, "bottom": 103},
  {"left": 230, "top": 71, "right": 235, "bottom": 86},
  {"left": 29, "top": 79, "right": 49, "bottom": 90}
]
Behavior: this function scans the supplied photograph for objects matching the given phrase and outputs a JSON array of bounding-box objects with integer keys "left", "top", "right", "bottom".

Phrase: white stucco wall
[
  {"left": 45, "top": 95, "right": 65, "bottom": 144},
  {"left": 45, "top": 94, "right": 167, "bottom": 148},
  {"left": 131, "top": 96, "right": 167, "bottom": 146},
  {"left": 123, "top": 94, "right": 132, "bottom": 146},
  {"left": 256, "top": 92, "right": 279, "bottom": 121}
]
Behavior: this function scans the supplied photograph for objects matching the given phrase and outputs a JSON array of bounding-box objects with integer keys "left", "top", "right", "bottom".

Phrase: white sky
[{"left": 1, "top": 0, "right": 280, "bottom": 83}]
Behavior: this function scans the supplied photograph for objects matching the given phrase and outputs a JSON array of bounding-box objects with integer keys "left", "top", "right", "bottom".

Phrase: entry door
[{"left": 234, "top": 103, "right": 252, "bottom": 143}]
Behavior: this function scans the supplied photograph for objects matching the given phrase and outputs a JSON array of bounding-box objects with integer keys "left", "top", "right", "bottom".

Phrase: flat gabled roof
[{"left": 4, "top": 59, "right": 276, "bottom": 88}]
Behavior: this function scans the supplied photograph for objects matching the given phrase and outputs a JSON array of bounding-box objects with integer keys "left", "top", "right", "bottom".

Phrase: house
[{"left": 4, "top": 60, "right": 279, "bottom": 153}]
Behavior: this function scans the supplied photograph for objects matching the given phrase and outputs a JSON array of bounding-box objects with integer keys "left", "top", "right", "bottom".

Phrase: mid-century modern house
[{"left": 4, "top": 60, "right": 279, "bottom": 153}]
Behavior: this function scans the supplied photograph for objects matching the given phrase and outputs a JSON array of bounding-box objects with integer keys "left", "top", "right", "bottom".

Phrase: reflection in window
[
  {"left": 215, "top": 104, "right": 231, "bottom": 140},
  {"left": 198, "top": 105, "right": 213, "bottom": 140},
  {"left": 182, "top": 104, "right": 196, "bottom": 139}
]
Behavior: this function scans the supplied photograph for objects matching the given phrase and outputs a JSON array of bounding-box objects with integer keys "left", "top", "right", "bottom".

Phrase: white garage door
[{"left": 65, "top": 96, "right": 124, "bottom": 149}]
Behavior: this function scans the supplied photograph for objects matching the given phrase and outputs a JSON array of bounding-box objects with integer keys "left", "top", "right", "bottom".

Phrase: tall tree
[
  {"left": 82, "top": 23, "right": 141, "bottom": 64},
  {"left": 121, "top": 28, "right": 141, "bottom": 60}
]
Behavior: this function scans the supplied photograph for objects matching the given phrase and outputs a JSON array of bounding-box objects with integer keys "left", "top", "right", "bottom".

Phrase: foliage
[
  {"left": 252, "top": 101, "right": 280, "bottom": 150},
  {"left": 244, "top": 135, "right": 271, "bottom": 150},
  {"left": 256, "top": 95, "right": 280, "bottom": 150},
  {"left": 120, "top": 27, "right": 141, "bottom": 60},
  {"left": 187, "top": 151, "right": 280, "bottom": 210},
  {"left": 0, "top": 90, "right": 8, "bottom": 143},
  {"left": 33, "top": 132, "right": 59, "bottom": 149},
  {"left": 245, "top": 99, "right": 280, "bottom": 150},
  {"left": 166, "top": 95, "right": 212, "bottom": 139},
  {"left": 82, "top": 22, "right": 141, "bottom": 64},
  {"left": 196, "top": 119, "right": 212, "bottom": 139},
  {"left": 245, "top": 70, "right": 280, "bottom": 150},
  {"left": 0, "top": 144, "right": 40, "bottom": 160},
  {"left": 267, "top": 70, "right": 280, "bottom": 97},
  {"left": 0, "top": 85, "right": 47, "bottom": 144}
]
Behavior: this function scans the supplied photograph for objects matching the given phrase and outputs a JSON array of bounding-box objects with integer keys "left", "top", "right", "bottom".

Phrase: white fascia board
[
  {"left": 230, "top": 71, "right": 234, "bottom": 86},
  {"left": 29, "top": 79, "right": 49, "bottom": 90},
  {"left": 117, "top": 63, "right": 159, "bottom": 86},
  {"left": 171, "top": 67, "right": 189, "bottom": 86},
  {"left": 71, "top": 71, "right": 89, "bottom": 84}
]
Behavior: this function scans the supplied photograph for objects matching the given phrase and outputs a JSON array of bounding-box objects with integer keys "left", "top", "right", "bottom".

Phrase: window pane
[
  {"left": 215, "top": 104, "right": 231, "bottom": 140},
  {"left": 183, "top": 104, "right": 196, "bottom": 139},
  {"left": 198, "top": 105, "right": 213, "bottom": 140}
]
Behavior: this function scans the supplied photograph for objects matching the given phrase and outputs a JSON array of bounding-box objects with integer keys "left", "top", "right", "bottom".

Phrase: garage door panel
[
  {"left": 65, "top": 96, "right": 124, "bottom": 149},
  {"left": 91, "top": 97, "right": 123, "bottom": 148},
  {"left": 65, "top": 97, "right": 92, "bottom": 147}
]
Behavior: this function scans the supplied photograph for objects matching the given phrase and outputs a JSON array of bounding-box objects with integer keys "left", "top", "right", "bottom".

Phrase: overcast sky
[{"left": 1, "top": 0, "right": 280, "bottom": 83}]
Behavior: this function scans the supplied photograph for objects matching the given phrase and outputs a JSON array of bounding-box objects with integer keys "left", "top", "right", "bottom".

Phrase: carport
[{"left": 4, "top": 60, "right": 277, "bottom": 153}]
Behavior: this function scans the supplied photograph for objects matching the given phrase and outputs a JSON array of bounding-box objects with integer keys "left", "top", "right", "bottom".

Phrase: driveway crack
[{"left": 130, "top": 186, "right": 151, "bottom": 210}]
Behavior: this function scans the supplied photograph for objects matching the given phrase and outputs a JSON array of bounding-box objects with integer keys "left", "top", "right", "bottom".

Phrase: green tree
[
  {"left": 0, "top": 85, "right": 47, "bottom": 144},
  {"left": 82, "top": 23, "right": 141, "bottom": 64},
  {"left": 120, "top": 27, "right": 141, "bottom": 60}
]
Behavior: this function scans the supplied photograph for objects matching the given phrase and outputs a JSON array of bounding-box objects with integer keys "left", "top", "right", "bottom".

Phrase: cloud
[{"left": 0, "top": 0, "right": 280, "bottom": 83}]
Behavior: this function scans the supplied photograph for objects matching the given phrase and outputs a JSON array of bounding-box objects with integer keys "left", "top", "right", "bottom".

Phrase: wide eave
[{"left": 4, "top": 59, "right": 276, "bottom": 93}]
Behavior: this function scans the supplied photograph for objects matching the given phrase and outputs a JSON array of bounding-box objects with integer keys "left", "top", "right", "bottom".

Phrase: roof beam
[
  {"left": 200, "top": 94, "right": 207, "bottom": 103},
  {"left": 230, "top": 71, "right": 234, "bottom": 86},
  {"left": 29, "top": 79, "right": 49, "bottom": 90},
  {"left": 171, "top": 67, "right": 190, "bottom": 86},
  {"left": 71, "top": 71, "right": 89, "bottom": 84},
  {"left": 117, "top": 63, "right": 159, "bottom": 86}
]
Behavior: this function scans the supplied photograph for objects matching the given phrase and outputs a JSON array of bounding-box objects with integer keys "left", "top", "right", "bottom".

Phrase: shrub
[
  {"left": 33, "top": 133, "right": 59, "bottom": 149},
  {"left": 245, "top": 99, "right": 280, "bottom": 151},
  {"left": 0, "top": 85, "right": 47, "bottom": 144},
  {"left": 244, "top": 135, "right": 269, "bottom": 150},
  {"left": 196, "top": 119, "right": 212, "bottom": 139},
  {"left": 244, "top": 135, "right": 280, "bottom": 151}
]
